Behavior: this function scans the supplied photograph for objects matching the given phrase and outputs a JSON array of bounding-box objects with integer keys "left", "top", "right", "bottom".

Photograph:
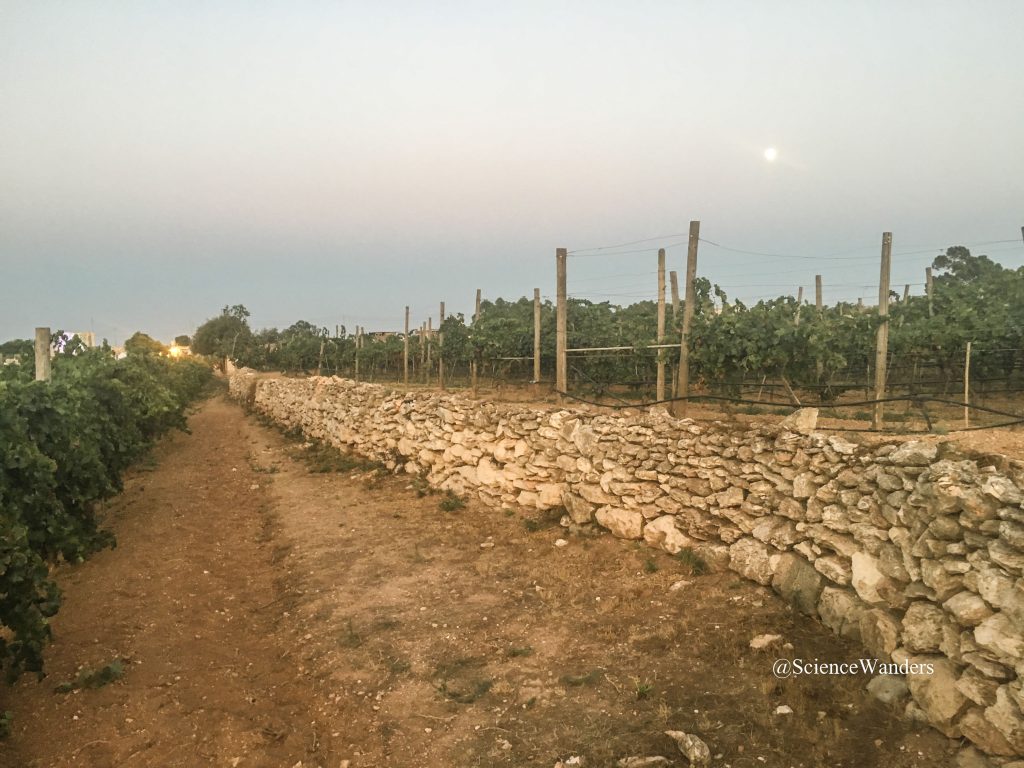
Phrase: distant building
[{"left": 68, "top": 331, "right": 96, "bottom": 348}]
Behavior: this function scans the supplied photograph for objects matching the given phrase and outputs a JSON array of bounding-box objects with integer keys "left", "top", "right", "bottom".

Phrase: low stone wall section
[{"left": 230, "top": 370, "right": 1024, "bottom": 758}]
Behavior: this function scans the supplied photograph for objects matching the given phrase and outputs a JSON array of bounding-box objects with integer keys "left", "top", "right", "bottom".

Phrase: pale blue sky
[{"left": 2, "top": 1, "right": 1022, "bottom": 343}]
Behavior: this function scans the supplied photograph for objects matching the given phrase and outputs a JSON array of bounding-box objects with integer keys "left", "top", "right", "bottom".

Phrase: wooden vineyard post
[
  {"left": 425, "top": 317, "right": 432, "bottom": 383},
  {"left": 533, "top": 287, "right": 542, "bottom": 389},
  {"left": 403, "top": 306, "right": 410, "bottom": 386},
  {"left": 672, "top": 221, "right": 700, "bottom": 417},
  {"left": 34, "top": 327, "right": 51, "bottom": 382},
  {"left": 471, "top": 289, "right": 481, "bottom": 395},
  {"left": 794, "top": 286, "right": 804, "bottom": 326},
  {"left": 656, "top": 248, "right": 667, "bottom": 402},
  {"left": 354, "top": 326, "right": 361, "bottom": 381},
  {"left": 926, "top": 267, "right": 934, "bottom": 318},
  {"left": 872, "top": 232, "right": 892, "bottom": 430},
  {"left": 670, "top": 270, "right": 680, "bottom": 396},
  {"left": 556, "top": 248, "right": 568, "bottom": 400},
  {"left": 964, "top": 341, "right": 972, "bottom": 429},
  {"left": 438, "top": 301, "right": 446, "bottom": 391},
  {"left": 815, "top": 275, "right": 824, "bottom": 380}
]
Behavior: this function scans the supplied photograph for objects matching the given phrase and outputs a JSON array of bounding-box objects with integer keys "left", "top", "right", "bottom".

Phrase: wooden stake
[
  {"left": 670, "top": 270, "right": 680, "bottom": 322},
  {"left": 317, "top": 337, "right": 325, "bottom": 376},
  {"left": 354, "top": 326, "right": 361, "bottom": 381},
  {"left": 34, "top": 327, "right": 51, "bottom": 382},
  {"left": 471, "top": 289, "right": 481, "bottom": 395},
  {"left": 926, "top": 267, "right": 934, "bottom": 318},
  {"left": 533, "top": 287, "right": 542, "bottom": 387},
  {"left": 794, "top": 286, "right": 804, "bottom": 326},
  {"left": 556, "top": 248, "right": 568, "bottom": 399},
  {"left": 903, "top": 284, "right": 910, "bottom": 302},
  {"left": 815, "top": 275, "right": 822, "bottom": 311},
  {"left": 656, "top": 248, "right": 667, "bottom": 401},
  {"left": 672, "top": 221, "right": 700, "bottom": 417},
  {"left": 403, "top": 306, "right": 410, "bottom": 386},
  {"left": 964, "top": 341, "right": 972, "bottom": 428},
  {"left": 872, "top": 232, "right": 892, "bottom": 430},
  {"left": 438, "top": 302, "right": 446, "bottom": 391},
  {"left": 425, "top": 318, "right": 432, "bottom": 380}
]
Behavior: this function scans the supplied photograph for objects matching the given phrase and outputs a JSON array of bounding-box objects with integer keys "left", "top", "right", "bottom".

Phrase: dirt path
[{"left": 2, "top": 397, "right": 959, "bottom": 767}]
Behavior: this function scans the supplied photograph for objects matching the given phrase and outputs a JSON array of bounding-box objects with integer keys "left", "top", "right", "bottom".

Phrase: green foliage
[
  {"left": 203, "top": 247, "right": 1022, "bottom": 397},
  {"left": 192, "top": 305, "right": 252, "bottom": 360},
  {"left": 54, "top": 658, "right": 125, "bottom": 693},
  {"left": 124, "top": 332, "right": 167, "bottom": 357},
  {"left": 439, "top": 490, "right": 466, "bottom": 512},
  {"left": 173, "top": 335, "right": 192, "bottom": 347},
  {"left": 0, "top": 350, "right": 212, "bottom": 681}
]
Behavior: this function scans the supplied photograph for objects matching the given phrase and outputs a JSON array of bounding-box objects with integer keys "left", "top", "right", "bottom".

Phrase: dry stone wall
[{"left": 230, "top": 370, "right": 1024, "bottom": 758}]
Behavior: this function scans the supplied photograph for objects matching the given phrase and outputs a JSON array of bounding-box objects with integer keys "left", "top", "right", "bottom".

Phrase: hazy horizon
[{"left": 3, "top": 1, "right": 1023, "bottom": 345}]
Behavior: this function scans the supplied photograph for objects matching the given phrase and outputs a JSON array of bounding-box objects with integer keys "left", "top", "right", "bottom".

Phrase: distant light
[{"left": 764, "top": 147, "right": 778, "bottom": 162}]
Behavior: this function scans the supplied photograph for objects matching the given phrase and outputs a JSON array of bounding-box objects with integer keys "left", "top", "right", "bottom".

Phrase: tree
[
  {"left": 192, "top": 305, "right": 253, "bottom": 361},
  {"left": 174, "top": 335, "right": 191, "bottom": 347},
  {"left": 124, "top": 332, "right": 167, "bottom": 357}
]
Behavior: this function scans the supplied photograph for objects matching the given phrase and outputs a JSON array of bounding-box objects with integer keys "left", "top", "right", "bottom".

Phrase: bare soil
[{"left": 1, "top": 396, "right": 961, "bottom": 767}]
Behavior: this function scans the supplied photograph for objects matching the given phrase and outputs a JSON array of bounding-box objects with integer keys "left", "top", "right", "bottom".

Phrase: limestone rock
[
  {"left": 945, "top": 591, "right": 994, "bottom": 627},
  {"left": 728, "top": 538, "right": 775, "bottom": 585},
  {"left": 595, "top": 507, "right": 644, "bottom": 540},
  {"left": 906, "top": 656, "right": 968, "bottom": 736},
  {"left": 779, "top": 408, "right": 818, "bottom": 434},
  {"left": 851, "top": 552, "right": 891, "bottom": 605},
  {"left": 663, "top": 731, "right": 710, "bottom": 766},
  {"left": 616, "top": 758, "right": 669, "bottom": 768},
  {"left": 772, "top": 552, "right": 824, "bottom": 616},
  {"left": 866, "top": 674, "right": 909, "bottom": 706},
  {"left": 818, "top": 587, "right": 866, "bottom": 641},
  {"left": 749, "top": 633, "right": 783, "bottom": 651},
  {"left": 860, "top": 609, "right": 902, "bottom": 661},
  {"left": 974, "top": 613, "right": 1024, "bottom": 662},
  {"left": 890, "top": 441, "right": 939, "bottom": 466},
  {"left": 643, "top": 515, "right": 693, "bottom": 555},
  {"left": 984, "top": 686, "right": 1024, "bottom": 753},
  {"left": 562, "top": 491, "right": 596, "bottom": 525},
  {"left": 902, "top": 602, "right": 951, "bottom": 654}
]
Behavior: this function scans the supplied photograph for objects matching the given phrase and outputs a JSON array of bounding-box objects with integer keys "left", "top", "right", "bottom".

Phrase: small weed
[
  {"left": 633, "top": 677, "right": 654, "bottom": 700},
  {"left": 644, "top": 557, "right": 659, "bottom": 574},
  {"left": 439, "top": 490, "right": 466, "bottom": 512},
  {"left": 523, "top": 518, "right": 542, "bottom": 532},
  {"left": 300, "top": 441, "right": 377, "bottom": 474},
  {"left": 561, "top": 669, "right": 602, "bottom": 687},
  {"left": 372, "top": 616, "right": 400, "bottom": 632},
  {"left": 503, "top": 508, "right": 515, "bottom": 517},
  {"left": 385, "top": 656, "right": 411, "bottom": 675},
  {"left": 0, "top": 711, "right": 11, "bottom": 739},
  {"left": 675, "top": 548, "right": 708, "bottom": 576},
  {"left": 55, "top": 659, "right": 125, "bottom": 694},
  {"left": 340, "top": 618, "right": 362, "bottom": 648},
  {"left": 439, "top": 678, "right": 492, "bottom": 703},
  {"left": 434, "top": 657, "right": 491, "bottom": 704},
  {"left": 507, "top": 646, "right": 534, "bottom": 658},
  {"left": 412, "top": 474, "right": 435, "bottom": 498}
]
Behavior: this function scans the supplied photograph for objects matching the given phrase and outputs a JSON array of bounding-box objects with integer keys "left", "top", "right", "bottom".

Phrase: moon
[{"left": 763, "top": 147, "right": 778, "bottom": 162}]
